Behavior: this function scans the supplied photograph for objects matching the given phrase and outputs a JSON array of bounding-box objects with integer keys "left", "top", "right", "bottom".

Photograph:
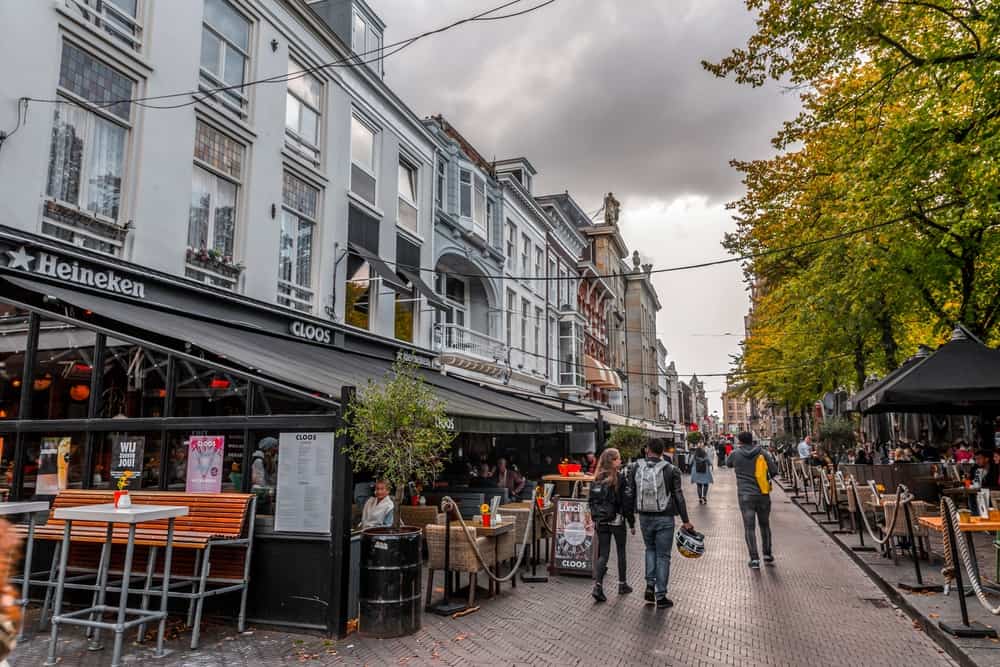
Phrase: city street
[{"left": 8, "top": 469, "right": 955, "bottom": 666}]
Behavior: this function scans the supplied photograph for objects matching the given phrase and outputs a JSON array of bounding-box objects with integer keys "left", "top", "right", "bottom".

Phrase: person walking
[
  {"left": 627, "top": 438, "right": 693, "bottom": 609},
  {"left": 727, "top": 432, "right": 779, "bottom": 569},
  {"left": 588, "top": 448, "right": 635, "bottom": 602},
  {"left": 690, "top": 445, "right": 714, "bottom": 504}
]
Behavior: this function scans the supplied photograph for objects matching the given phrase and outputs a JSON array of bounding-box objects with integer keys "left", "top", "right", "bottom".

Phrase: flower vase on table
[
  {"left": 114, "top": 470, "right": 134, "bottom": 508},
  {"left": 480, "top": 503, "right": 491, "bottom": 527}
]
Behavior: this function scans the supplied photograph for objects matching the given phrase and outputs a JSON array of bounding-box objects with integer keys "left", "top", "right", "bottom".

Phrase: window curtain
[{"left": 85, "top": 115, "right": 126, "bottom": 219}]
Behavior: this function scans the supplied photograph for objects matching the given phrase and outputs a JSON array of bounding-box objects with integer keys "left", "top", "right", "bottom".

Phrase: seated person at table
[
  {"left": 583, "top": 452, "right": 597, "bottom": 475},
  {"left": 854, "top": 448, "right": 872, "bottom": 465},
  {"left": 493, "top": 458, "right": 525, "bottom": 497},
  {"left": 361, "top": 480, "right": 395, "bottom": 528},
  {"left": 955, "top": 440, "right": 973, "bottom": 463},
  {"left": 983, "top": 451, "right": 1000, "bottom": 490},
  {"left": 967, "top": 451, "right": 991, "bottom": 486}
]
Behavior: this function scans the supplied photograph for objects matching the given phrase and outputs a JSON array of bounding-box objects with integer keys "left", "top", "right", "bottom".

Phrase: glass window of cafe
[{"left": 0, "top": 301, "right": 336, "bottom": 510}]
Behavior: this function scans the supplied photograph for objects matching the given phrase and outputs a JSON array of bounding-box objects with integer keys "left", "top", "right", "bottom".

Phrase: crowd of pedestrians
[{"left": 588, "top": 431, "right": 778, "bottom": 609}]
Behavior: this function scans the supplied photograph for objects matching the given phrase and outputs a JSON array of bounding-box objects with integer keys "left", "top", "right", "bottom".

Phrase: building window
[
  {"left": 277, "top": 172, "right": 318, "bottom": 312},
  {"left": 473, "top": 175, "right": 486, "bottom": 238},
  {"left": 187, "top": 120, "right": 243, "bottom": 289},
  {"left": 436, "top": 159, "right": 446, "bottom": 210},
  {"left": 506, "top": 222, "right": 516, "bottom": 264},
  {"left": 199, "top": 0, "right": 250, "bottom": 116},
  {"left": 395, "top": 236, "right": 421, "bottom": 343},
  {"left": 486, "top": 198, "right": 496, "bottom": 245},
  {"left": 459, "top": 169, "right": 472, "bottom": 218},
  {"left": 521, "top": 298, "right": 529, "bottom": 352},
  {"left": 559, "top": 320, "right": 583, "bottom": 387},
  {"left": 285, "top": 60, "right": 321, "bottom": 163},
  {"left": 521, "top": 234, "right": 530, "bottom": 275},
  {"left": 350, "top": 115, "right": 377, "bottom": 204},
  {"left": 506, "top": 289, "right": 516, "bottom": 347},
  {"left": 534, "top": 307, "right": 543, "bottom": 357},
  {"left": 535, "top": 247, "right": 543, "bottom": 280},
  {"left": 44, "top": 42, "right": 134, "bottom": 255},
  {"left": 351, "top": 9, "right": 383, "bottom": 75},
  {"left": 73, "top": 0, "right": 142, "bottom": 50},
  {"left": 397, "top": 159, "right": 418, "bottom": 235},
  {"left": 548, "top": 257, "right": 556, "bottom": 302}
]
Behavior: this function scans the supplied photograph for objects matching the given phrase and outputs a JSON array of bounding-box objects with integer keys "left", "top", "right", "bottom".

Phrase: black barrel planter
[{"left": 359, "top": 526, "right": 422, "bottom": 638}]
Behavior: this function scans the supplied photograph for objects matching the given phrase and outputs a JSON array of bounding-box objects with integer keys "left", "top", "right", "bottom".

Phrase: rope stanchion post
[
  {"left": 521, "top": 502, "right": 549, "bottom": 584},
  {"left": 428, "top": 500, "right": 469, "bottom": 616},
  {"left": 897, "top": 494, "right": 944, "bottom": 593},
  {"left": 938, "top": 497, "right": 998, "bottom": 638}
]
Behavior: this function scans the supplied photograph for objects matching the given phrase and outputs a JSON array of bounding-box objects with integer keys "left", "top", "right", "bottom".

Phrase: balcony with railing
[{"left": 434, "top": 323, "right": 509, "bottom": 378}]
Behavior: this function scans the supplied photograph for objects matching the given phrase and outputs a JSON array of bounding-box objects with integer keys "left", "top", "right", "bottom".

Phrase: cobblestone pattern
[{"left": 8, "top": 471, "right": 956, "bottom": 666}]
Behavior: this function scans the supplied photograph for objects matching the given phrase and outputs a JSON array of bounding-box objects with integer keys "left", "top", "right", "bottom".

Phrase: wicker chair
[
  {"left": 424, "top": 524, "right": 496, "bottom": 608},
  {"left": 879, "top": 499, "right": 935, "bottom": 563},
  {"left": 399, "top": 506, "right": 444, "bottom": 534},
  {"left": 844, "top": 481, "right": 876, "bottom": 534}
]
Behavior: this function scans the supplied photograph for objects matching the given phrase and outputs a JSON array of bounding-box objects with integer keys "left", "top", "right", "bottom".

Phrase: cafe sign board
[
  {"left": 3, "top": 246, "right": 146, "bottom": 298},
  {"left": 552, "top": 497, "right": 595, "bottom": 575}
]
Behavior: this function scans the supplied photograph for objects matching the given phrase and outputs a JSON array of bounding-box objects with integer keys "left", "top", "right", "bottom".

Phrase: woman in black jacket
[{"left": 588, "top": 448, "right": 635, "bottom": 602}]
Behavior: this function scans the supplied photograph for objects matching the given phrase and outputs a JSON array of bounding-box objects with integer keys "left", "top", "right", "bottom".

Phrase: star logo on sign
[{"left": 4, "top": 246, "right": 35, "bottom": 271}]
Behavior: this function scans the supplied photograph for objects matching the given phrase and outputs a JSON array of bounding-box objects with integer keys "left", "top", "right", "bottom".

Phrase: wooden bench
[{"left": 14, "top": 489, "right": 256, "bottom": 649}]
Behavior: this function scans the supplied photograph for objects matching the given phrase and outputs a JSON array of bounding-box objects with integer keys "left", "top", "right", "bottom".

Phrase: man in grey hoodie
[{"left": 727, "top": 431, "right": 779, "bottom": 569}]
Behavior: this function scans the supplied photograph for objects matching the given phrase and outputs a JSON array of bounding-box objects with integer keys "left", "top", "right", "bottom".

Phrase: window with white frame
[
  {"left": 459, "top": 169, "right": 472, "bottom": 218},
  {"left": 285, "top": 60, "right": 321, "bottom": 163},
  {"left": 506, "top": 289, "right": 516, "bottom": 347},
  {"left": 521, "top": 298, "right": 529, "bottom": 353},
  {"left": 506, "top": 222, "right": 516, "bottom": 264},
  {"left": 534, "top": 306, "right": 543, "bottom": 358},
  {"left": 520, "top": 234, "right": 530, "bottom": 275},
  {"left": 350, "top": 115, "right": 377, "bottom": 204},
  {"left": 486, "top": 198, "right": 496, "bottom": 244},
  {"left": 548, "top": 257, "right": 556, "bottom": 302},
  {"left": 535, "top": 247, "right": 543, "bottom": 280},
  {"left": 397, "top": 158, "right": 418, "bottom": 235},
  {"left": 436, "top": 159, "right": 446, "bottom": 210},
  {"left": 187, "top": 120, "right": 244, "bottom": 289},
  {"left": 472, "top": 175, "right": 486, "bottom": 237},
  {"left": 351, "top": 10, "right": 383, "bottom": 75},
  {"left": 72, "top": 0, "right": 142, "bottom": 50},
  {"left": 277, "top": 172, "right": 318, "bottom": 312},
  {"left": 44, "top": 41, "right": 134, "bottom": 256},
  {"left": 199, "top": 0, "right": 250, "bottom": 116}
]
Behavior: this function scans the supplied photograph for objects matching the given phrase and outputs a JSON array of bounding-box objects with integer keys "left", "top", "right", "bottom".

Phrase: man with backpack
[
  {"left": 727, "top": 431, "right": 779, "bottom": 569},
  {"left": 626, "top": 438, "right": 693, "bottom": 609}
]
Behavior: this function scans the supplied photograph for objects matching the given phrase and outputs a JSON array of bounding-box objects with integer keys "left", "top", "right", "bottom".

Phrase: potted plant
[
  {"left": 607, "top": 424, "right": 646, "bottom": 462},
  {"left": 114, "top": 470, "right": 133, "bottom": 508},
  {"left": 339, "top": 361, "right": 455, "bottom": 638}
]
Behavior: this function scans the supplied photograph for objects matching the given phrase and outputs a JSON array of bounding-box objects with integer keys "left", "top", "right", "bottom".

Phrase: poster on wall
[
  {"left": 36, "top": 437, "right": 69, "bottom": 495},
  {"left": 275, "top": 432, "right": 334, "bottom": 534},
  {"left": 552, "top": 497, "right": 595, "bottom": 576},
  {"left": 186, "top": 435, "right": 224, "bottom": 493},
  {"left": 110, "top": 435, "right": 145, "bottom": 482}
]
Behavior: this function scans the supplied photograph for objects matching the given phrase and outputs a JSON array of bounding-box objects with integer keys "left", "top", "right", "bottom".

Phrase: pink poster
[{"left": 186, "top": 436, "right": 224, "bottom": 493}]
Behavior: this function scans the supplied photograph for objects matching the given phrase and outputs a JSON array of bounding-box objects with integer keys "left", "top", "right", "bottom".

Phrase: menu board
[
  {"left": 552, "top": 497, "right": 595, "bottom": 575},
  {"left": 186, "top": 435, "right": 224, "bottom": 493},
  {"left": 275, "top": 432, "right": 334, "bottom": 534}
]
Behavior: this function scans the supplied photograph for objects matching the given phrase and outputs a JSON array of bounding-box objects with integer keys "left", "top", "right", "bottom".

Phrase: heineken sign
[{"left": 3, "top": 246, "right": 145, "bottom": 298}]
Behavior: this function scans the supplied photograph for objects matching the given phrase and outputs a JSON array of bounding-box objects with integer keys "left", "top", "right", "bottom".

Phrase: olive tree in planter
[
  {"left": 338, "top": 361, "right": 455, "bottom": 638},
  {"left": 686, "top": 431, "right": 704, "bottom": 447},
  {"left": 607, "top": 425, "right": 645, "bottom": 462}
]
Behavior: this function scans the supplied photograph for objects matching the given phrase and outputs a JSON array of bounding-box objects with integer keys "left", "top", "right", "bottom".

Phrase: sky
[{"left": 367, "top": 0, "right": 802, "bottom": 411}]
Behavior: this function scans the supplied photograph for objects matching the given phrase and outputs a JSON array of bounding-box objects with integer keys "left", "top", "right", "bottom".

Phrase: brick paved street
[{"left": 8, "top": 470, "right": 957, "bottom": 666}]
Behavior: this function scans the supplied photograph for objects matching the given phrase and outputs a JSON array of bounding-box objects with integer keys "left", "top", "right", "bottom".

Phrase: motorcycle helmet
[{"left": 676, "top": 526, "right": 705, "bottom": 559}]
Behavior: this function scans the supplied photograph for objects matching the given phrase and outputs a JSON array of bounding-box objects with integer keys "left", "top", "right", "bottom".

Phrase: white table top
[
  {"left": 54, "top": 504, "right": 189, "bottom": 523},
  {"left": 0, "top": 501, "right": 50, "bottom": 516}
]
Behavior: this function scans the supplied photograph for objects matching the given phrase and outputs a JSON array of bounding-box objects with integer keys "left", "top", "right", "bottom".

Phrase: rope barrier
[
  {"left": 439, "top": 497, "right": 537, "bottom": 583},
  {"left": 847, "top": 477, "right": 910, "bottom": 546},
  {"left": 939, "top": 496, "right": 1000, "bottom": 615}
]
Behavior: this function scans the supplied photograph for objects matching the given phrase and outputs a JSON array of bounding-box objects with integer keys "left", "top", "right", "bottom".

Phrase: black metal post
[
  {"left": 938, "top": 501, "right": 997, "bottom": 638},
  {"left": 521, "top": 501, "right": 548, "bottom": 583},
  {"left": 328, "top": 387, "right": 355, "bottom": 637},
  {"left": 898, "top": 500, "right": 942, "bottom": 592},
  {"left": 429, "top": 502, "right": 467, "bottom": 615}
]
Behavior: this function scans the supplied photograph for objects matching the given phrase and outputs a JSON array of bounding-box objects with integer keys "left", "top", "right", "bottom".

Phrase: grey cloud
[{"left": 372, "top": 0, "right": 801, "bottom": 206}]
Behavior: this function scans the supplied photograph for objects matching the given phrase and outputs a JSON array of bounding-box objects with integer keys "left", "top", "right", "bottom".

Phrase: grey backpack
[{"left": 635, "top": 460, "right": 670, "bottom": 512}]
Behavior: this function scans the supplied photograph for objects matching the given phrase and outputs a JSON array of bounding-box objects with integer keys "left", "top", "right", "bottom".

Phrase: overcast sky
[{"left": 369, "top": 0, "right": 802, "bottom": 412}]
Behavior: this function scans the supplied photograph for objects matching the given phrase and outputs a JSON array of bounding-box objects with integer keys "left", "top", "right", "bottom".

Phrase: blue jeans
[{"left": 639, "top": 514, "right": 675, "bottom": 598}]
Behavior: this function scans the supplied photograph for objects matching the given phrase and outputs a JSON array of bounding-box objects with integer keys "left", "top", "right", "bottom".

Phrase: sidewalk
[{"left": 8, "top": 470, "right": 955, "bottom": 666}]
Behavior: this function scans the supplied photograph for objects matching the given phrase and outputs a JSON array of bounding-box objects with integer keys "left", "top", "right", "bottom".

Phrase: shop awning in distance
[
  {"left": 3, "top": 276, "right": 591, "bottom": 435},
  {"left": 583, "top": 354, "right": 622, "bottom": 390}
]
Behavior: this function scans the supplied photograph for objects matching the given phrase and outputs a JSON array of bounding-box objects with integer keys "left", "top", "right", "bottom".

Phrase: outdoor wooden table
[
  {"left": 0, "top": 500, "right": 49, "bottom": 640},
  {"left": 918, "top": 515, "right": 1000, "bottom": 593},
  {"left": 44, "top": 503, "right": 189, "bottom": 667},
  {"left": 541, "top": 474, "right": 594, "bottom": 499},
  {"left": 471, "top": 517, "right": 515, "bottom": 597}
]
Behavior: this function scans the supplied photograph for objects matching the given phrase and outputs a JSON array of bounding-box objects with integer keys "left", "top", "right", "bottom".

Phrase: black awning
[
  {"left": 347, "top": 242, "right": 408, "bottom": 292},
  {"left": 3, "top": 276, "right": 590, "bottom": 435},
  {"left": 400, "top": 269, "right": 448, "bottom": 311}
]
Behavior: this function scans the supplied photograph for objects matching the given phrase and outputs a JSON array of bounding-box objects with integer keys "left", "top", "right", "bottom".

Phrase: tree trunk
[
  {"left": 876, "top": 300, "right": 899, "bottom": 371},
  {"left": 853, "top": 334, "right": 867, "bottom": 392}
]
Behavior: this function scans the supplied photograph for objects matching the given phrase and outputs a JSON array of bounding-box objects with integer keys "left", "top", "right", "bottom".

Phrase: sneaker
[
  {"left": 655, "top": 597, "right": 674, "bottom": 609},
  {"left": 644, "top": 584, "right": 655, "bottom": 603},
  {"left": 619, "top": 582, "right": 633, "bottom": 595},
  {"left": 749, "top": 559, "right": 761, "bottom": 569},
  {"left": 763, "top": 555, "right": 775, "bottom": 565},
  {"left": 591, "top": 584, "right": 606, "bottom": 602}
]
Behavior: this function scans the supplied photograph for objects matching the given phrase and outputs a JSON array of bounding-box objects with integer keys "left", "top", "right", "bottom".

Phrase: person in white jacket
[{"left": 361, "top": 480, "right": 395, "bottom": 528}]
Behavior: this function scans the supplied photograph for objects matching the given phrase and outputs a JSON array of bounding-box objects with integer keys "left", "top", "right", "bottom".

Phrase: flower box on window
[{"left": 185, "top": 246, "right": 245, "bottom": 278}]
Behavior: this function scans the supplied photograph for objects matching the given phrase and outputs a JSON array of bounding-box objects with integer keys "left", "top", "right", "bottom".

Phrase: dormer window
[{"left": 351, "top": 9, "right": 383, "bottom": 75}]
